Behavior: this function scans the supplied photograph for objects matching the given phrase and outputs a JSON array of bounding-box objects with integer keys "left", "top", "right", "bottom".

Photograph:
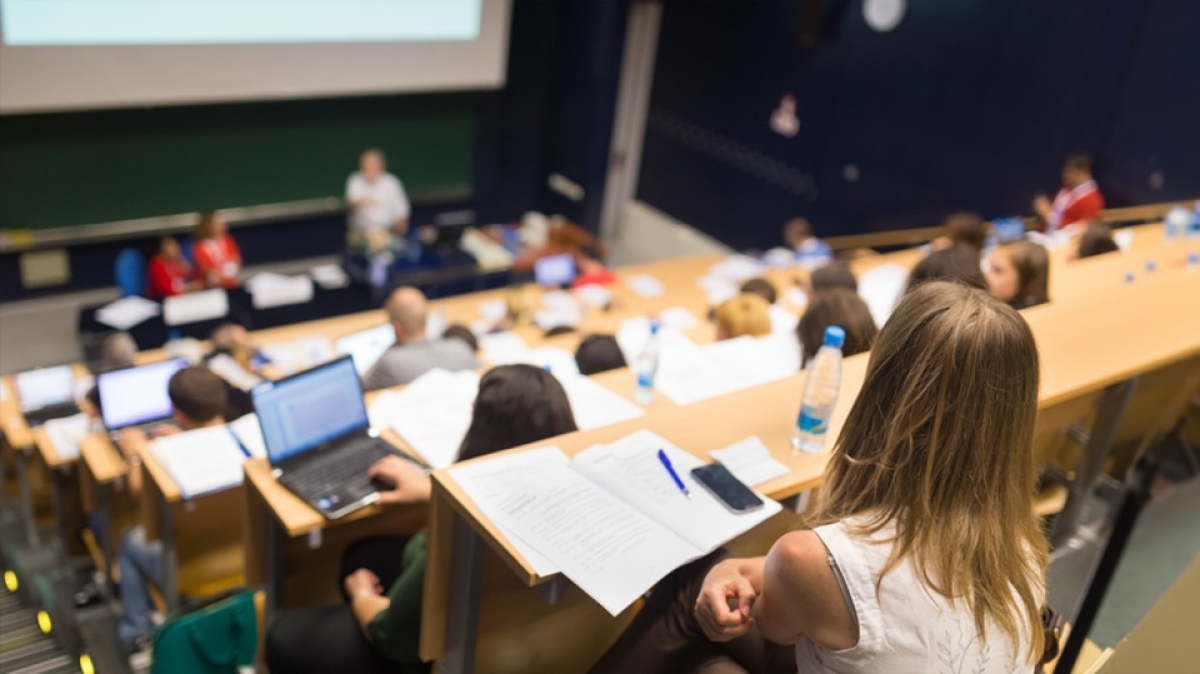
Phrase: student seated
[
  {"left": 192, "top": 210, "right": 242, "bottom": 289},
  {"left": 1073, "top": 223, "right": 1120, "bottom": 260},
  {"left": 441, "top": 324, "right": 479, "bottom": 354},
  {"left": 714, "top": 293, "right": 771, "bottom": 340},
  {"left": 1033, "top": 152, "right": 1105, "bottom": 233},
  {"left": 782, "top": 218, "right": 833, "bottom": 268},
  {"left": 116, "top": 368, "right": 228, "bottom": 658},
  {"left": 266, "top": 365, "right": 579, "bottom": 674},
  {"left": 575, "top": 334, "right": 627, "bottom": 375},
  {"left": 906, "top": 245, "right": 987, "bottom": 292},
  {"left": 929, "top": 211, "right": 988, "bottom": 258},
  {"left": 145, "top": 236, "right": 198, "bottom": 300},
  {"left": 986, "top": 240, "right": 1050, "bottom": 310},
  {"left": 591, "top": 282, "right": 1049, "bottom": 674},
  {"left": 805, "top": 261, "right": 858, "bottom": 295},
  {"left": 739, "top": 278, "right": 777, "bottom": 305},
  {"left": 795, "top": 288, "right": 877, "bottom": 367},
  {"left": 362, "top": 287, "right": 480, "bottom": 391}
]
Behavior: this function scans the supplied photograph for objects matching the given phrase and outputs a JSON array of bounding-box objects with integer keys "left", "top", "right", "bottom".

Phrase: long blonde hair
[{"left": 810, "top": 281, "right": 1047, "bottom": 663}]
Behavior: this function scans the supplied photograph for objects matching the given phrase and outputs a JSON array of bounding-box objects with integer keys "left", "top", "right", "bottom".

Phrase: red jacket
[
  {"left": 1049, "top": 180, "right": 1104, "bottom": 231},
  {"left": 193, "top": 234, "right": 242, "bottom": 289},
  {"left": 145, "top": 256, "right": 192, "bottom": 300}
]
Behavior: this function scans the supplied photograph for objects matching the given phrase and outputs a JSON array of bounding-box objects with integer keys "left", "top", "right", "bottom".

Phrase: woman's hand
[
  {"left": 344, "top": 568, "right": 383, "bottom": 600},
  {"left": 694, "top": 560, "right": 757, "bottom": 642},
  {"left": 369, "top": 455, "right": 431, "bottom": 505}
]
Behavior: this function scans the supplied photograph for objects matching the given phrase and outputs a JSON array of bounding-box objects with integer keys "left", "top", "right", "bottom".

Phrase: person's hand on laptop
[{"left": 369, "top": 455, "right": 431, "bottom": 506}]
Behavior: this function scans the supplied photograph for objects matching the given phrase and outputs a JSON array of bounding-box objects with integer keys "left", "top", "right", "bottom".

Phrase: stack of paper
[
  {"left": 309, "top": 264, "right": 350, "bottom": 289},
  {"left": 555, "top": 374, "right": 644, "bottom": 431},
  {"left": 43, "top": 414, "right": 91, "bottom": 461},
  {"left": 206, "top": 353, "right": 264, "bottom": 391},
  {"left": 369, "top": 369, "right": 480, "bottom": 469},
  {"left": 655, "top": 335, "right": 799, "bottom": 406},
  {"left": 248, "top": 274, "right": 314, "bottom": 309},
  {"left": 625, "top": 274, "right": 665, "bottom": 298},
  {"left": 710, "top": 437, "right": 789, "bottom": 487},
  {"left": 164, "top": 289, "right": 229, "bottom": 326},
  {"left": 708, "top": 255, "right": 765, "bottom": 283},
  {"left": 95, "top": 295, "right": 160, "bottom": 330},
  {"left": 151, "top": 425, "right": 252, "bottom": 498},
  {"left": 450, "top": 430, "right": 781, "bottom": 615},
  {"left": 259, "top": 336, "right": 335, "bottom": 376}
]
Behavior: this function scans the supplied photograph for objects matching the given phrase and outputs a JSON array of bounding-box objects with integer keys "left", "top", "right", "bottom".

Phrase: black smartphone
[{"left": 691, "top": 464, "right": 764, "bottom": 513}]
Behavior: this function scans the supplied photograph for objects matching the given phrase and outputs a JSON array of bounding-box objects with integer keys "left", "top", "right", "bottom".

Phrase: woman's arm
[
  {"left": 753, "top": 530, "right": 858, "bottom": 649},
  {"left": 345, "top": 569, "right": 390, "bottom": 636}
]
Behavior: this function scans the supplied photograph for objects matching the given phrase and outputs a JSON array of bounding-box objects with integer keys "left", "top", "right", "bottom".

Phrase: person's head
[
  {"left": 167, "top": 367, "right": 228, "bottom": 429},
  {"left": 159, "top": 236, "right": 182, "bottom": 261},
  {"left": 442, "top": 324, "right": 479, "bottom": 353},
  {"left": 783, "top": 218, "right": 815, "bottom": 249},
  {"left": 943, "top": 212, "right": 989, "bottom": 255},
  {"left": 1076, "top": 224, "right": 1120, "bottom": 259},
  {"left": 575, "top": 334, "right": 627, "bottom": 376},
  {"left": 812, "top": 281, "right": 1046, "bottom": 663},
  {"left": 194, "top": 211, "right": 227, "bottom": 241},
  {"left": 985, "top": 241, "right": 1049, "bottom": 309},
  {"left": 1062, "top": 152, "right": 1094, "bottom": 188},
  {"left": 210, "top": 322, "right": 250, "bottom": 352},
  {"left": 384, "top": 286, "right": 428, "bottom": 344},
  {"left": 739, "top": 277, "right": 778, "bottom": 305},
  {"left": 796, "top": 288, "right": 877, "bottom": 366},
  {"left": 714, "top": 293, "right": 772, "bottom": 341},
  {"left": 808, "top": 262, "right": 857, "bottom": 294},
  {"left": 906, "top": 245, "right": 987, "bottom": 293},
  {"left": 360, "top": 148, "right": 386, "bottom": 180},
  {"left": 504, "top": 285, "right": 535, "bottom": 327},
  {"left": 99, "top": 332, "right": 138, "bottom": 371},
  {"left": 458, "top": 364, "right": 578, "bottom": 462}
]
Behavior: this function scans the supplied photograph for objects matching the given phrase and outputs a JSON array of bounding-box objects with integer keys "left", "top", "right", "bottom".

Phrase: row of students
[{"left": 144, "top": 211, "right": 242, "bottom": 300}]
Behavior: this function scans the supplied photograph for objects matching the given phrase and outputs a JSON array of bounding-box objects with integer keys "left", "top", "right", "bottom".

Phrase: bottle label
[
  {"left": 797, "top": 408, "right": 827, "bottom": 435},
  {"left": 637, "top": 372, "right": 654, "bottom": 388}
]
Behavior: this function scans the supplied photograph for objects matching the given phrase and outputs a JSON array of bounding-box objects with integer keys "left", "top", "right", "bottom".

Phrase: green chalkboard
[{"left": 0, "top": 92, "right": 476, "bottom": 230}]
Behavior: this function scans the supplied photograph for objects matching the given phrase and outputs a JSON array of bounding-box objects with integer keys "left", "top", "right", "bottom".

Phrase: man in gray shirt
[{"left": 362, "top": 286, "right": 480, "bottom": 391}]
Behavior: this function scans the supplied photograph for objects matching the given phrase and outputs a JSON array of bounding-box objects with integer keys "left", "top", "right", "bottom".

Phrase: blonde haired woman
[
  {"left": 714, "top": 293, "right": 772, "bottom": 341},
  {"left": 593, "top": 281, "right": 1048, "bottom": 673}
]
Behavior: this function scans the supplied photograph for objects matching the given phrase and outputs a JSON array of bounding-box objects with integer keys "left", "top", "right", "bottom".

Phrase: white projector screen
[{"left": 0, "top": 0, "right": 510, "bottom": 114}]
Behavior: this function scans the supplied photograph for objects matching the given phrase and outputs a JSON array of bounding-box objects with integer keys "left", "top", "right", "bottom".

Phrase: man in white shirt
[{"left": 345, "top": 148, "right": 411, "bottom": 253}]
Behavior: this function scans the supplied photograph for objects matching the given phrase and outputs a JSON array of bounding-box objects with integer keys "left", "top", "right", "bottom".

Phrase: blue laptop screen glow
[
  {"left": 254, "top": 357, "right": 368, "bottom": 463},
  {"left": 97, "top": 359, "right": 188, "bottom": 430},
  {"left": 534, "top": 254, "right": 576, "bottom": 287}
]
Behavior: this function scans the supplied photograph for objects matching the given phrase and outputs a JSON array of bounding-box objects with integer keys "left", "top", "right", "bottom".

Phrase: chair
[{"left": 114, "top": 248, "right": 146, "bottom": 297}]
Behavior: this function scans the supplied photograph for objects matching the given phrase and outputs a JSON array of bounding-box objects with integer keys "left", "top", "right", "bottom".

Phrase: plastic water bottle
[
  {"left": 1164, "top": 207, "right": 1188, "bottom": 240},
  {"left": 792, "top": 326, "right": 845, "bottom": 453},
  {"left": 634, "top": 320, "right": 661, "bottom": 405}
]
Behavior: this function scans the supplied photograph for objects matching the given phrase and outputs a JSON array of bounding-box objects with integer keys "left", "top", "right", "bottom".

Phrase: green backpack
[{"left": 151, "top": 590, "right": 257, "bottom": 674}]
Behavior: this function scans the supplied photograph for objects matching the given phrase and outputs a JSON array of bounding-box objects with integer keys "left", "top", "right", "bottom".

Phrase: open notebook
[
  {"left": 150, "top": 415, "right": 266, "bottom": 498},
  {"left": 450, "top": 430, "right": 782, "bottom": 615}
]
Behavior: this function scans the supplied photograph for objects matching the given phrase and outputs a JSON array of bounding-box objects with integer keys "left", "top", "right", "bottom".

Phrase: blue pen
[{"left": 657, "top": 449, "right": 691, "bottom": 499}]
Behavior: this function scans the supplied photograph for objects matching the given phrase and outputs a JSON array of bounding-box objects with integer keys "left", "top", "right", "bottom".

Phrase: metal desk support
[
  {"left": 158, "top": 490, "right": 180, "bottom": 612},
  {"left": 15, "top": 446, "right": 39, "bottom": 545},
  {"left": 438, "top": 513, "right": 485, "bottom": 674}
]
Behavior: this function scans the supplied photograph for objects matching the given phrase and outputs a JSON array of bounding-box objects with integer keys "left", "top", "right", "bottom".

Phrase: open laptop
[
  {"left": 992, "top": 217, "right": 1027, "bottom": 243},
  {"left": 334, "top": 324, "right": 395, "bottom": 375},
  {"left": 534, "top": 253, "right": 577, "bottom": 288},
  {"left": 15, "top": 365, "right": 79, "bottom": 425},
  {"left": 96, "top": 359, "right": 188, "bottom": 437},
  {"left": 252, "top": 356, "right": 411, "bottom": 520}
]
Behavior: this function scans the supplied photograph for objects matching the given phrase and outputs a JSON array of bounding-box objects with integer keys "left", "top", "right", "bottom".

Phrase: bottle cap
[
  {"left": 649, "top": 319, "right": 660, "bottom": 335},
  {"left": 823, "top": 325, "right": 846, "bottom": 348}
]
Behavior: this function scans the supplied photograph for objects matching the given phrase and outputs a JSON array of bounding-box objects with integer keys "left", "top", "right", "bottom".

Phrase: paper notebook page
[
  {"left": 556, "top": 374, "right": 644, "bottom": 431},
  {"left": 451, "top": 446, "right": 696, "bottom": 615},
  {"left": 43, "top": 413, "right": 91, "bottom": 461},
  {"left": 228, "top": 413, "right": 267, "bottom": 459},
  {"left": 379, "top": 369, "right": 479, "bottom": 469},
  {"left": 710, "top": 437, "right": 789, "bottom": 487},
  {"left": 570, "top": 430, "right": 781, "bottom": 554},
  {"left": 151, "top": 426, "right": 248, "bottom": 498}
]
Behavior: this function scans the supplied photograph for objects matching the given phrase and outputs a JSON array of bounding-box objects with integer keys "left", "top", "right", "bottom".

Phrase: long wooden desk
[{"left": 424, "top": 271, "right": 1200, "bottom": 673}]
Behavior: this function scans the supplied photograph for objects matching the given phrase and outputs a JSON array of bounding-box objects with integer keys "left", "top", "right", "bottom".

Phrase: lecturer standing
[{"left": 345, "top": 148, "right": 411, "bottom": 256}]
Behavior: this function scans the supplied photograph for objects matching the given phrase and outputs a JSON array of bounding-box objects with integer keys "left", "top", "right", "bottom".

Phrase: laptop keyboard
[{"left": 284, "top": 438, "right": 393, "bottom": 496}]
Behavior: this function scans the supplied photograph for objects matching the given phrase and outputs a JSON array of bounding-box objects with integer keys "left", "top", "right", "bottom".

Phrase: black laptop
[
  {"left": 252, "top": 355, "right": 415, "bottom": 520},
  {"left": 15, "top": 365, "right": 80, "bottom": 426}
]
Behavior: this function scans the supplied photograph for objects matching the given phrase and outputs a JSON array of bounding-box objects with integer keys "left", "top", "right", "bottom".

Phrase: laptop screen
[
  {"left": 335, "top": 324, "right": 394, "bottom": 375},
  {"left": 15, "top": 365, "right": 76, "bottom": 412},
  {"left": 253, "top": 356, "right": 369, "bottom": 464},
  {"left": 534, "top": 254, "right": 576, "bottom": 287},
  {"left": 97, "top": 359, "right": 188, "bottom": 430},
  {"left": 993, "top": 217, "right": 1026, "bottom": 243}
]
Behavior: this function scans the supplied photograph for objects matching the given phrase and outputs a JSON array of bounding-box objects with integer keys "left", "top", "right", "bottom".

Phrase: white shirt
[
  {"left": 345, "top": 171, "right": 410, "bottom": 234},
  {"left": 795, "top": 517, "right": 1035, "bottom": 674}
]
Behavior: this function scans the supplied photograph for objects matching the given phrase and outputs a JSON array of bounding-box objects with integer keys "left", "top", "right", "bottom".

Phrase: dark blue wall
[{"left": 637, "top": 0, "right": 1200, "bottom": 251}]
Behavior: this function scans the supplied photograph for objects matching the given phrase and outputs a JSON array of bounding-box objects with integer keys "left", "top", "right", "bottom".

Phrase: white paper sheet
[
  {"left": 708, "top": 255, "right": 766, "bottom": 283},
  {"left": 540, "top": 290, "right": 578, "bottom": 311},
  {"left": 573, "top": 284, "right": 613, "bottom": 308},
  {"left": 206, "top": 353, "right": 264, "bottom": 391},
  {"left": 709, "top": 437, "right": 789, "bottom": 487},
  {"left": 250, "top": 274, "right": 314, "bottom": 309},
  {"left": 654, "top": 335, "right": 797, "bottom": 405},
  {"left": 259, "top": 336, "right": 335, "bottom": 376},
  {"left": 227, "top": 413, "right": 267, "bottom": 459},
  {"left": 625, "top": 274, "right": 666, "bottom": 298},
  {"left": 477, "top": 299, "right": 508, "bottom": 323},
  {"left": 478, "top": 331, "right": 533, "bottom": 366},
  {"left": 782, "top": 286, "right": 808, "bottom": 309},
  {"left": 95, "top": 295, "right": 161, "bottom": 330},
  {"left": 43, "top": 413, "right": 91, "bottom": 461},
  {"left": 370, "top": 369, "right": 480, "bottom": 469},
  {"left": 615, "top": 318, "right": 698, "bottom": 365},
  {"left": 857, "top": 264, "right": 908, "bottom": 328},
  {"left": 697, "top": 274, "right": 740, "bottom": 306},
  {"left": 426, "top": 309, "right": 447, "bottom": 339},
  {"left": 310, "top": 264, "right": 350, "bottom": 289},
  {"left": 164, "top": 289, "right": 229, "bottom": 326},
  {"left": 768, "top": 304, "right": 798, "bottom": 336},
  {"left": 335, "top": 325, "right": 395, "bottom": 375},
  {"left": 658, "top": 306, "right": 698, "bottom": 331},
  {"left": 534, "top": 307, "right": 583, "bottom": 331},
  {"left": 555, "top": 374, "right": 644, "bottom": 431},
  {"left": 151, "top": 425, "right": 248, "bottom": 498}
]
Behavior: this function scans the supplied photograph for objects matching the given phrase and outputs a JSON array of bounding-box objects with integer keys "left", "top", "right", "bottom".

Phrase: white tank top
[{"left": 794, "top": 518, "right": 1034, "bottom": 674}]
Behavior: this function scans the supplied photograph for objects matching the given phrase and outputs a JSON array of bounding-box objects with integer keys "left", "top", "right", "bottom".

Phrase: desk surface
[{"left": 79, "top": 433, "right": 128, "bottom": 485}]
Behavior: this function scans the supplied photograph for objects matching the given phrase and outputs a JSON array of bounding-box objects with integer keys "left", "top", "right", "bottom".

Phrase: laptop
[
  {"left": 96, "top": 359, "right": 188, "bottom": 437},
  {"left": 535, "top": 253, "right": 577, "bottom": 288},
  {"left": 992, "top": 217, "right": 1027, "bottom": 243},
  {"left": 334, "top": 324, "right": 395, "bottom": 375},
  {"left": 252, "top": 356, "right": 411, "bottom": 520},
  {"left": 15, "top": 365, "right": 79, "bottom": 425}
]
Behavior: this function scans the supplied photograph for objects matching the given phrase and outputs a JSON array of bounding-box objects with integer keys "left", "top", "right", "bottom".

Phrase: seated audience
[
  {"left": 986, "top": 240, "right": 1050, "bottom": 310},
  {"left": 1033, "top": 152, "right": 1105, "bottom": 233},
  {"left": 267, "top": 365, "right": 579, "bottom": 674},
  {"left": 144, "top": 236, "right": 197, "bottom": 300},
  {"left": 575, "top": 334, "right": 627, "bottom": 375},
  {"left": 806, "top": 261, "right": 857, "bottom": 295},
  {"left": 362, "top": 287, "right": 480, "bottom": 391},
  {"left": 714, "top": 293, "right": 771, "bottom": 340},
  {"left": 192, "top": 210, "right": 242, "bottom": 289},
  {"left": 739, "top": 277, "right": 778, "bottom": 305},
  {"left": 1074, "top": 223, "right": 1120, "bottom": 259},
  {"left": 795, "top": 288, "right": 877, "bottom": 367},
  {"left": 442, "top": 324, "right": 480, "bottom": 354},
  {"left": 930, "top": 211, "right": 988, "bottom": 257},
  {"left": 209, "top": 322, "right": 268, "bottom": 371},
  {"left": 591, "top": 281, "right": 1048, "bottom": 674},
  {"left": 782, "top": 218, "right": 833, "bottom": 268},
  {"left": 906, "top": 245, "right": 987, "bottom": 292},
  {"left": 116, "top": 368, "right": 228, "bottom": 657}
]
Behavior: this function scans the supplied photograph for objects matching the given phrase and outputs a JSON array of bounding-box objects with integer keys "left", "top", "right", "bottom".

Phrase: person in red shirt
[
  {"left": 192, "top": 210, "right": 242, "bottom": 289},
  {"left": 570, "top": 248, "right": 616, "bottom": 289},
  {"left": 1033, "top": 152, "right": 1105, "bottom": 233},
  {"left": 145, "top": 236, "right": 199, "bottom": 300}
]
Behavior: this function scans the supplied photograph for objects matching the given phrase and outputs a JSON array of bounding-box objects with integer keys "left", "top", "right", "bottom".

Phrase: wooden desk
[
  {"left": 78, "top": 433, "right": 130, "bottom": 580},
  {"left": 31, "top": 424, "right": 85, "bottom": 555}
]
